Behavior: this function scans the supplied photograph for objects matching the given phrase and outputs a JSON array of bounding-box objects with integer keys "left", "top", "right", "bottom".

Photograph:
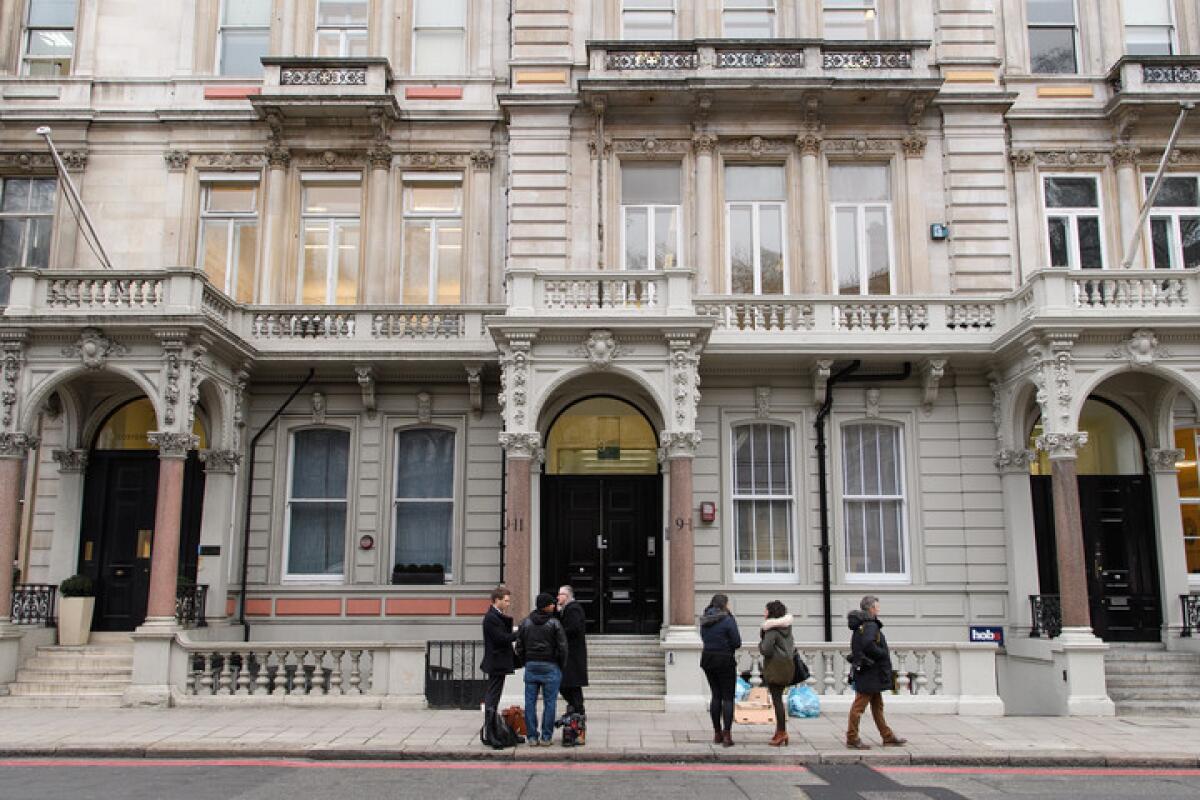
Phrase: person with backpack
[
  {"left": 479, "top": 586, "right": 520, "bottom": 749},
  {"left": 846, "top": 595, "right": 907, "bottom": 750},
  {"left": 699, "top": 593, "right": 742, "bottom": 747},
  {"left": 515, "top": 592, "right": 568, "bottom": 745},
  {"left": 758, "top": 600, "right": 794, "bottom": 747}
]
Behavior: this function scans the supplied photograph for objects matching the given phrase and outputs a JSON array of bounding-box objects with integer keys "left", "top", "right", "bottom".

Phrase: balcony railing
[
  {"left": 1109, "top": 56, "right": 1200, "bottom": 97},
  {"left": 11, "top": 583, "right": 56, "bottom": 627}
]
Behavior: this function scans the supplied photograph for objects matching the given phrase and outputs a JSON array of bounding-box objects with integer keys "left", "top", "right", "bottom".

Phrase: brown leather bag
[{"left": 501, "top": 705, "right": 527, "bottom": 736}]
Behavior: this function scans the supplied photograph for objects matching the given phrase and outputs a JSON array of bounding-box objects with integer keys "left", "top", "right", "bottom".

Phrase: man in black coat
[
  {"left": 846, "top": 595, "right": 907, "bottom": 749},
  {"left": 480, "top": 586, "right": 517, "bottom": 737},
  {"left": 556, "top": 585, "right": 589, "bottom": 725}
]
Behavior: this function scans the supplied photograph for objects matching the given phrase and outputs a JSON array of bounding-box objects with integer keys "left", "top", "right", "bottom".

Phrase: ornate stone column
[
  {"left": 49, "top": 449, "right": 89, "bottom": 584},
  {"left": 1037, "top": 432, "right": 1092, "bottom": 634},
  {"left": 144, "top": 432, "right": 198, "bottom": 626},
  {"left": 693, "top": 133, "right": 717, "bottom": 293},
  {"left": 1147, "top": 447, "right": 1189, "bottom": 639},
  {"left": 1010, "top": 150, "right": 1040, "bottom": 280},
  {"left": 797, "top": 133, "right": 823, "bottom": 293},
  {"left": 0, "top": 433, "right": 37, "bottom": 625},
  {"left": 197, "top": 449, "right": 242, "bottom": 626},
  {"left": 499, "top": 432, "right": 540, "bottom": 621},
  {"left": 995, "top": 447, "right": 1041, "bottom": 633},
  {"left": 364, "top": 146, "right": 393, "bottom": 302},
  {"left": 468, "top": 151, "right": 495, "bottom": 304},
  {"left": 902, "top": 134, "right": 931, "bottom": 293},
  {"left": 258, "top": 146, "right": 290, "bottom": 303},
  {"left": 662, "top": 431, "right": 699, "bottom": 628},
  {"left": 1112, "top": 146, "right": 1144, "bottom": 268}
]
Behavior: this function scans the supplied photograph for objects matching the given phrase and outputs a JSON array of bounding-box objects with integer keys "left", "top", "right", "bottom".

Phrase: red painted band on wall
[
  {"left": 204, "top": 86, "right": 262, "bottom": 99},
  {"left": 275, "top": 598, "right": 343, "bottom": 616},
  {"left": 404, "top": 86, "right": 462, "bottom": 100}
]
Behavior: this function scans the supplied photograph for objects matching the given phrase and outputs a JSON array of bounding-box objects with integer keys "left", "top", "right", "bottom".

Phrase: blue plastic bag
[
  {"left": 787, "top": 684, "right": 820, "bottom": 718},
  {"left": 734, "top": 676, "right": 752, "bottom": 702}
]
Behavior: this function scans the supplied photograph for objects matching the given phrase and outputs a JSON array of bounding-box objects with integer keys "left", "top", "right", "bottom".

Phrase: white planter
[{"left": 57, "top": 596, "right": 95, "bottom": 646}]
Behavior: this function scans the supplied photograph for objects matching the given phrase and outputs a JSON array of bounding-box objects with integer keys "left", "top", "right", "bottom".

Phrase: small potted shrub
[
  {"left": 390, "top": 563, "right": 445, "bottom": 585},
  {"left": 58, "top": 574, "right": 95, "bottom": 646}
]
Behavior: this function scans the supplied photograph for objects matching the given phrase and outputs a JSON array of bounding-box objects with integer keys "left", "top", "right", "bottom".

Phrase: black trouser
[
  {"left": 700, "top": 651, "right": 737, "bottom": 732},
  {"left": 560, "top": 685, "right": 586, "bottom": 716},
  {"left": 768, "top": 684, "right": 787, "bottom": 732},
  {"left": 484, "top": 673, "right": 506, "bottom": 713}
]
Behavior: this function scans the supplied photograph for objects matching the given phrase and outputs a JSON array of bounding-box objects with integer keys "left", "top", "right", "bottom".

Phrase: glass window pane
[
  {"left": 864, "top": 500, "right": 884, "bottom": 572},
  {"left": 1126, "top": 27, "right": 1173, "bottom": 55},
  {"left": 0, "top": 220, "right": 23, "bottom": 267},
  {"left": 824, "top": 10, "right": 872, "bottom": 40},
  {"left": 205, "top": 184, "right": 256, "bottom": 213},
  {"left": 726, "top": 165, "right": 784, "bottom": 201},
  {"left": 223, "top": 0, "right": 272, "bottom": 25},
  {"left": 1151, "top": 217, "right": 1173, "bottom": 269},
  {"left": 288, "top": 502, "right": 346, "bottom": 575},
  {"left": 415, "top": 0, "right": 466, "bottom": 26},
  {"left": 862, "top": 426, "right": 881, "bottom": 495},
  {"left": 403, "top": 219, "right": 432, "bottom": 303},
  {"left": 623, "top": 12, "right": 675, "bottom": 38},
  {"left": 769, "top": 425, "right": 791, "bottom": 493},
  {"left": 27, "top": 216, "right": 51, "bottom": 269},
  {"left": 292, "top": 429, "right": 350, "bottom": 498},
  {"left": 1176, "top": 428, "right": 1199, "bottom": 498},
  {"left": 624, "top": 207, "right": 649, "bottom": 269},
  {"left": 1151, "top": 177, "right": 1199, "bottom": 208},
  {"left": 735, "top": 499, "right": 754, "bottom": 572},
  {"left": 881, "top": 499, "right": 903, "bottom": 573},
  {"left": 315, "top": 30, "right": 343, "bottom": 56},
  {"left": 436, "top": 222, "right": 462, "bottom": 304},
  {"left": 394, "top": 501, "right": 452, "bottom": 568},
  {"left": 397, "top": 429, "right": 455, "bottom": 498},
  {"left": 406, "top": 184, "right": 462, "bottom": 213},
  {"left": 305, "top": 184, "right": 361, "bottom": 215},
  {"left": 759, "top": 205, "right": 783, "bottom": 294},
  {"left": 734, "top": 427, "right": 753, "bottom": 495},
  {"left": 1029, "top": 27, "right": 1077, "bottom": 73},
  {"left": 750, "top": 424, "right": 769, "bottom": 491},
  {"left": 318, "top": 0, "right": 369, "bottom": 26},
  {"left": 842, "top": 425, "right": 863, "bottom": 495},
  {"left": 724, "top": 11, "right": 774, "bottom": 37},
  {"left": 728, "top": 205, "right": 754, "bottom": 293},
  {"left": 345, "top": 30, "right": 369, "bottom": 56},
  {"left": 200, "top": 220, "right": 230, "bottom": 289},
  {"left": 1027, "top": 0, "right": 1075, "bottom": 24},
  {"left": 26, "top": 29, "right": 74, "bottom": 56},
  {"left": 865, "top": 207, "right": 890, "bottom": 294},
  {"left": 621, "top": 163, "right": 681, "bottom": 204},
  {"left": 220, "top": 30, "right": 268, "bottom": 76},
  {"left": 302, "top": 220, "right": 330, "bottom": 303},
  {"left": 835, "top": 207, "right": 859, "bottom": 294},
  {"left": 1045, "top": 177, "right": 1098, "bottom": 208},
  {"left": 1123, "top": 0, "right": 1170, "bottom": 26},
  {"left": 2, "top": 180, "right": 30, "bottom": 214},
  {"left": 769, "top": 501, "right": 791, "bottom": 573},
  {"left": 234, "top": 221, "right": 257, "bottom": 302},
  {"left": 1047, "top": 217, "right": 1069, "bottom": 266},
  {"left": 654, "top": 207, "right": 678, "bottom": 269},
  {"left": 335, "top": 221, "right": 359, "bottom": 304},
  {"left": 1077, "top": 216, "right": 1102, "bottom": 269},
  {"left": 1181, "top": 218, "right": 1200, "bottom": 270},
  {"left": 27, "top": 0, "right": 77, "bottom": 26},
  {"left": 831, "top": 164, "right": 889, "bottom": 203},
  {"left": 845, "top": 501, "right": 866, "bottom": 573},
  {"left": 414, "top": 31, "right": 465, "bottom": 74},
  {"left": 878, "top": 426, "right": 899, "bottom": 494},
  {"left": 29, "top": 179, "right": 56, "bottom": 213}
]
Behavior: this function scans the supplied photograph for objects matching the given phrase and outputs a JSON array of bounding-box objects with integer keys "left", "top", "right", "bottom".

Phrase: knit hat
[{"left": 535, "top": 592, "right": 555, "bottom": 610}]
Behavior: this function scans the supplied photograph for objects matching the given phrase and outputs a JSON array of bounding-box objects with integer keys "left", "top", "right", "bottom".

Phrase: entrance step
[
  {"left": 1104, "top": 646, "right": 1200, "bottom": 715},
  {"left": 580, "top": 635, "right": 665, "bottom": 711},
  {"left": 1, "top": 639, "right": 134, "bottom": 708}
]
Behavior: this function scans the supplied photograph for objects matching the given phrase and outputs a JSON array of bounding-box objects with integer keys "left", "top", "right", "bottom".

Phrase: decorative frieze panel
[
  {"left": 605, "top": 51, "right": 699, "bottom": 70},
  {"left": 62, "top": 328, "right": 126, "bottom": 370},
  {"left": 577, "top": 330, "right": 624, "bottom": 371},
  {"left": 147, "top": 432, "right": 199, "bottom": 458},
  {"left": 1026, "top": 333, "right": 1077, "bottom": 429},
  {"left": 0, "top": 432, "right": 39, "bottom": 458},
  {"left": 823, "top": 138, "right": 894, "bottom": 156},
  {"left": 1035, "top": 150, "right": 1108, "bottom": 167},
  {"left": 198, "top": 449, "right": 241, "bottom": 474},
  {"left": 1109, "top": 328, "right": 1170, "bottom": 366},
  {"left": 1035, "top": 432, "right": 1088, "bottom": 459},
  {"left": 498, "top": 431, "right": 541, "bottom": 459},
  {"left": 721, "top": 136, "right": 791, "bottom": 156},
  {"left": 195, "top": 152, "right": 267, "bottom": 171},
  {"left": 994, "top": 448, "right": 1035, "bottom": 474},
  {"left": 498, "top": 332, "right": 535, "bottom": 429},
  {"left": 612, "top": 138, "right": 691, "bottom": 154},
  {"left": 666, "top": 331, "right": 702, "bottom": 430},
  {"left": 398, "top": 152, "right": 467, "bottom": 168},
  {"left": 52, "top": 449, "right": 88, "bottom": 474},
  {"left": 164, "top": 150, "right": 189, "bottom": 171},
  {"left": 1147, "top": 448, "right": 1186, "bottom": 473},
  {"left": 822, "top": 51, "right": 911, "bottom": 70},
  {"left": 279, "top": 67, "right": 367, "bottom": 86},
  {"left": 0, "top": 150, "right": 86, "bottom": 172},
  {"left": 1143, "top": 65, "right": 1200, "bottom": 84},
  {"left": 716, "top": 50, "right": 802, "bottom": 69}
]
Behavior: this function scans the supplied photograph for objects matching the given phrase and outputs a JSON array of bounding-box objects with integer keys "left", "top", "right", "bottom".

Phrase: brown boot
[
  {"left": 713, "top": 730, "right": 723, "bottom": 744},
  {"left": 881, "top": 736, "right": 907, "bottom": 747},
  {"left": 721, "top": 731, "right": 734, "bottom": 748},
  {"left": 845, "top": 739, "right": 871, "bottom": 750},
  {"left": 768, "top": 731, "right": 789, "bottom": 747}
]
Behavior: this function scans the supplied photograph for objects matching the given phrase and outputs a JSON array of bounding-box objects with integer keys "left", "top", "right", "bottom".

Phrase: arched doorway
[
  {"left": 1029, "top": 398, "right": 1162, "bottom": 641},
  {"left": 80, "top": 399, "right": 207, "bottom": 631},
  {"left": 540, "top": 396, "right": 662, "bottom": 634}
]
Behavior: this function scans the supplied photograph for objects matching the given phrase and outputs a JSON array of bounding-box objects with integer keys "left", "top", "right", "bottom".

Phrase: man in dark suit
[
  {"left": 556, "top": 584, "right": 588, "bottom": 739},
  {"left": 480, "top": 586, "right": 517, "bottom": 741}
]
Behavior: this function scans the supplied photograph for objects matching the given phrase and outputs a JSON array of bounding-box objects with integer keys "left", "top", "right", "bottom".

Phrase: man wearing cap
[{"left": 515, "top": 592, "right": 568, "bottom": 745}]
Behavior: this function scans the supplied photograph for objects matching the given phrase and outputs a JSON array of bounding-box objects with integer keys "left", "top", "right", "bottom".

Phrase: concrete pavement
[{"left": 0, "top": 707, "right": 1196, "bottom": 766}]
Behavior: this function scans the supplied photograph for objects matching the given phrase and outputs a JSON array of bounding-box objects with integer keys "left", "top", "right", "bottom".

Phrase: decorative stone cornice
[
  {"left": 147, "top": 432, "right": 199, "bottom": 458},
  {"left": 62, "top": 328, "right": 126, "bottom": 371},
  {"left": 199, "top": 449, "right": 241, "bottom": 474},
  {"left": 1035, "top": 432, "right": 1088, "bottom": 460},
  {"left": 196, "top": 152, "right": 267, "bottom": 171},
  {"left": 1148, "top": 448, "right": 1185, "bottom": 473},
  {"left": 163, "top": 150, "right": 189, "bottom": 171},
  {"left": 52, "top": 449, "right": 88, "bottom": 474},
  {"left": 1009, "top": 149, "right": 1035, "bottom": 170},
  {"left": 0, "top": 432, "right": 39, "bottom": 459},
  {"left": 994, "top": 448, "right": 1035, "bottom": 474},
  {"left": 660, "top": 430, "right": 701, "bottom": 459},
  {"left": 498, "top": 431, "right": 541, "bottom": 459}
]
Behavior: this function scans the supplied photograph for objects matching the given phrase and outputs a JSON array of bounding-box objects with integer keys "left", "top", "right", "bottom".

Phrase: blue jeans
[{"left": 523, "top": 661, "right": 562, "bottom": 742}]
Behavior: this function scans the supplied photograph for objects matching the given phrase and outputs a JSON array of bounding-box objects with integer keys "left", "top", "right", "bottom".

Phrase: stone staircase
[
  {"left": 0, "top": 633, "right": 133, "bottom": 708},
  {"left": 1104, "top": 643, "right": 1200, "bottom": 715},
  {"left": 585, "top": 635, "right": 665, "bottom": 711}
]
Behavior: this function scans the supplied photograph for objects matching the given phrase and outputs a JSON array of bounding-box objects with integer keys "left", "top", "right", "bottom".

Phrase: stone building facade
[{"left": 0, "top": 0, "right": 1199, "bottom": 713}]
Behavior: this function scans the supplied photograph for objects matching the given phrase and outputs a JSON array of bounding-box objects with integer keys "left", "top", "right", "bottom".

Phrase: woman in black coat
[{"left": 699, "top": 593, "right": 741, "bottom": 747}]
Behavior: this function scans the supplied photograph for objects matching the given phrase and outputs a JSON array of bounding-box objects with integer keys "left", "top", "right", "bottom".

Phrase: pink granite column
[
  {"left": 1050, "top": 454, "right": 1091, "bottom": 630},
  {"left": 145, "top": 433, "right": 194, "bottom": 624},
  {"left": 0, "top": 439, "right": 33, "bottom": 624},
  {"left": 505, "top": 455, "right": 533, "bottom": 621},
  {"left": 668, "top": 455, "right": 695, "bottom": 627}
]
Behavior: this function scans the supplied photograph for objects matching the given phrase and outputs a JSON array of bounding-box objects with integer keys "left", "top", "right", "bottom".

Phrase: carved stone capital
[
  {"left": 163, "top": 150, "right": 189, "bottom": 171},
  {"left": 52, "top": 449, "right": 89, "bottom": 474},
  {"left": 796, "top": 133, "right": 822, "bottom": 156},
  {"left": 60, "top": 150, "right": 88, "bottom": 171},
  {"left": 901, "top": 133, "right": 927, "bottom": 158},
  {"left": 994, "top": 448, "right": 1035, "bottom": 473},
  {"left": 147, "top": 431, "right": 199, "bottom": 458},
  {"left": 692, "top": 134, "right": 718, "bottom": 155},
  {"left": 1009, "top": 149, "right": 1035, "bottom": 170},
  {"left": 265, "top": 145, "right": 291, "bottom": 168},
  {"left": 366, "top": 146, "right": 393, "bottom": 169},
  {"left": 470, "top": 150, "right": 495, "bottom": 170},
  {"left": 1035, "top": 432, "right": 1088, "bottom": 460},
  {"left": 1111, "top": 145, "right": 1141, "bottom": 167},
  {"left": 199, "top": 449, "right": 242, "bottom": 473},
  {"left": 0, "top": 432, "right": 39, "bottom": 459},
  {"left": 660, "top": 430, "right": 701, "bottom": 459},
  {"left": 499, "top": 431, "right": 541, "bottom": 459},
  {"left": 1147, "top": 448, "right": 1186, "bottom": 473}
]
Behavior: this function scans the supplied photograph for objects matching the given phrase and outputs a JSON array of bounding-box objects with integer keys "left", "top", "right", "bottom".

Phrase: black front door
[
  {"left": 541, "top": 476, "right": 662, "bottom": 635},
  {"left": 1031, "top": 474, "right": 1162, "bottom": 641},
  {"left": 80, "top": 451, "right": 205, "bottom": 632}
]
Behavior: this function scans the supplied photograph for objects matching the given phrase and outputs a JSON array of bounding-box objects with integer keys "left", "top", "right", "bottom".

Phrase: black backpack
[
  {"left": 555, "top": 711, "right": 585, "bottom": 747},
  {"left": 480, "top": 713, "right": 519, "bottom": 749}
]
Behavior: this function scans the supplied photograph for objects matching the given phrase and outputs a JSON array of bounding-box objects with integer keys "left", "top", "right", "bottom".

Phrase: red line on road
[
  {"left": 0, "top": 758, "right": 809, "bottom": 774},
  {"left": 880, "top": 766, "right": 1200, "bottom": 777}
]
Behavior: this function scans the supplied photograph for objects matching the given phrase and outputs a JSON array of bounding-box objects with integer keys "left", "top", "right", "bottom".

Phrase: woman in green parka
[{"left": 758, "top": 600, "right": 794, "bottom": 747}]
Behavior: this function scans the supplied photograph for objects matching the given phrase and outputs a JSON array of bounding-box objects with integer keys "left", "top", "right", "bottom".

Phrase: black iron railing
[
  {"left": 1181, "top": 594, "right": 1200, "bottom": 637},
  {"left": 1029, "top": 594, "right": 1062, "bottom": 639},
  {"left": 425, "top": 640, "right": 486, "bottom": 709},
  {"left": 175, "top": 584, "right": 209, "bottom": 628},
  {"left": 11, "top": 583, "right": 56, "bottom": 626}
]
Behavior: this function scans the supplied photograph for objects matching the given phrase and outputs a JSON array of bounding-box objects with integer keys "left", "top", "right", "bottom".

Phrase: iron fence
[
  {"left": 175, "top": 584, "right": 209, "bottom": 628},
  {"left": 425, "top": 640, "right": 487, "bottom": 709},
  {"left": 1029, "top": 594, "right": 1062, "bottom": 638},
  {"left": 11, "top": 583, "right": 56, "bottom": 626}
]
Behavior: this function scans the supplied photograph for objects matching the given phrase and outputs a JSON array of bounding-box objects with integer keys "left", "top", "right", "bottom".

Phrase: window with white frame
[
  {"left": 622, "top": 0, "right": 676, "bottom": 39},
  {"left": 1124, "top": 0, "right": 1174, "bottom": 56},
  {"left": 393, "top": 428, "right": 456, "bottom": 576},
  {"left": 299, "top": 175, "right": 361, "bottom": 304},
  {"left": 284, "top": 428, "right": 350, "bottom": 579},
  {"left": 732, "top": 423, "right": 795, "bottom": 577},
  {"left": 1043, "top": 175, "right": 1104, "bottom": 269},
  {"left": 1146, "top": 175, "right": 1200, "bottom": 270},
  {"left": 823, "top": 0, "right": 876, "bottom": 40},
  {"left": 1027, "top": 0, "right": 1078, "bottom": 74},
  {"left": 621, "top": 162, "right": 681, "bottom": 270},
  {"left": 22, "top": 0, "right": 76, "bottom": 76},
  {"left": 197, "top": 178, "right": 259, "bottom": 302},
  {"left": 830, "top": 163, "right": 893, "bottom": 295},
  {"left": 316, "top": 0, "right": 369, "bottom": 57},
  {"left": 401, "top": 175, "right": 462, "bottom": 304},
  {"left": 841, "top": 422, "right": 908, "bottom": 580},
  {"left": 0, "top": 177, "right": 55, "bottom": 304},
  {"left": 412, "top": 0, "right": 466, "bottom": 75},
  {"left": 723, "top": 0, "right": 775, "bottom": 38},
  {"left": 1173, "top": 427, "right": 1200, "bottom": 578},
  {"left": 725, "top": 164, "right": 786, "bottom": 294},
  {"left": 218, "top": 0, "right": 271, "bottom": 76}
]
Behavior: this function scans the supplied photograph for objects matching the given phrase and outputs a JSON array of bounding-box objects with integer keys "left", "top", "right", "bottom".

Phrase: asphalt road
[{"left": 1, "top": 759, "right": 1199, "bottom": 799}]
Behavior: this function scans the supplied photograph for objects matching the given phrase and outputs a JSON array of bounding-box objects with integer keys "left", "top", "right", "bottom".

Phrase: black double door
[
  {"left": 79, "top": 451, "right": 205, "bottom": 632},
  {"left": 1031, "top": 474, "right": 1162, "bottom": 641},
  {"left": 541, "top": 476, "right": 662, "bottom": 635}
]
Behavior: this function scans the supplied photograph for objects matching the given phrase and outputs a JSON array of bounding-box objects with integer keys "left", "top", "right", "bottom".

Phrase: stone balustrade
[{"left": 1108, "top": 56, "right": 1200, "bottom": 96}]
